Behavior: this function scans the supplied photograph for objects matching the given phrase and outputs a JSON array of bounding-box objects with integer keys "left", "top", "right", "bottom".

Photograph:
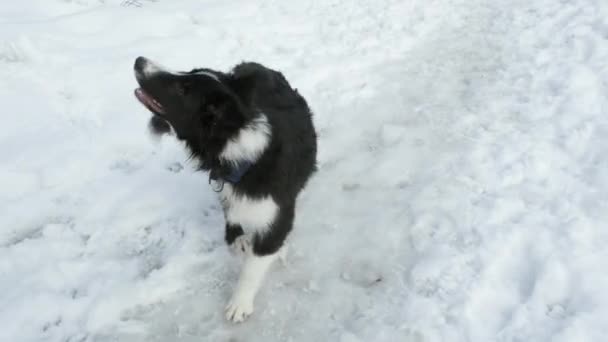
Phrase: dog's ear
[
  {"left": 205, "top": 93, "right": 232, "bottom": 119},
  {"left": 200, "top": 90, "right": 247, "bottom": 132},
  {"left": 226, "top": 63, "right": 260, "bottom": 105},
  {"left": 226, "top": 77, "right": 255, "bottom": 105},
  {"left": 200, "top": 91, "right": 229, "bottom": 118}
]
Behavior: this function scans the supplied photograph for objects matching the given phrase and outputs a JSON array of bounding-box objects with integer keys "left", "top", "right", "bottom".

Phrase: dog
[{"left": 133, "top": 57, "right": 317, "bottom": 322}]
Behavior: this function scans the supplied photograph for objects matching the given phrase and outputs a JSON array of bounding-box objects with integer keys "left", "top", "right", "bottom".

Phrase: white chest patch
[
  {"left": 220, "top": 114, "right": 271, "bottom": 164},
  {"left": 220, "top": 184, "right": 278, "bottom": 232}
]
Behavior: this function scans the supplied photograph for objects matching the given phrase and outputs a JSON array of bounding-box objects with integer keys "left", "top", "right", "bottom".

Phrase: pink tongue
[
  {"left": 134, "top": 88, "right": 163, "bottom": 113},
  {"left": 134, "top": 88, "right": 148, "bottom": 104}
]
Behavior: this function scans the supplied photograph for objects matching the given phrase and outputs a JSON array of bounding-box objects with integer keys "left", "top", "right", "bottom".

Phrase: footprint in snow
[{"left": 166, "top": 162, "right": 184, "bottom": 173}]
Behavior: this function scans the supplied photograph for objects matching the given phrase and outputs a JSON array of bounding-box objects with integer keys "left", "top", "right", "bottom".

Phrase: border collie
[{"left": 133, "top": 57, "right": 317, "bottom": 323}]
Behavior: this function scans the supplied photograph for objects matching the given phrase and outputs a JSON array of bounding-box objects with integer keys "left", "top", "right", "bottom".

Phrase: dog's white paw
[
  {"left": 225, "top": 296, "right": 254, "bottom": 323},
  {"left": 230, "top": 234, "right": 252, "bottom": 256}
]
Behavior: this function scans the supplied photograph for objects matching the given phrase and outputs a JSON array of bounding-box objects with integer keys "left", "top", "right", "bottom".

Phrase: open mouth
[{"left": 134, "top": 88, "right": 164, "bottom": 115}]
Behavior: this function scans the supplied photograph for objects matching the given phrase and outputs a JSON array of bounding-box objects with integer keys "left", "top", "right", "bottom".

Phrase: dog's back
[{"left": 231, "top": 62, "right": 317, "bottom": 197}]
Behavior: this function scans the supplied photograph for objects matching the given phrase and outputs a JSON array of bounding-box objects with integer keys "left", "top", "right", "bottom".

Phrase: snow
[{"left": 1, "top": 0, "right": 608, "bottom": 341}]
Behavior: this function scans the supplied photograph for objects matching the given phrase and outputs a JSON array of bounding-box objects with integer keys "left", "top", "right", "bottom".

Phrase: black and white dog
[{"left": 133, "top": 57, "right": 317, "bottom": 322}]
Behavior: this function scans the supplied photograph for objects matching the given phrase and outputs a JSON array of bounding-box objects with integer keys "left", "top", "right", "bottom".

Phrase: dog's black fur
[{"left": 133, "top": 57, "right": 317, "bottom": 256}]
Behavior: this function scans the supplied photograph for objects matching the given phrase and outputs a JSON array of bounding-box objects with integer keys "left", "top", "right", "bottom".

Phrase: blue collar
[
  {"left": 208, "top": 161, "right": 253, "bottom": 192},
  {"left": 223, "top": 161, "right": 253, "bottom": 184}
]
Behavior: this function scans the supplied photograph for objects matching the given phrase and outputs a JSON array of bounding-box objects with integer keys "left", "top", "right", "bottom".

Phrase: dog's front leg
[
  {"left": 225, "top": 223, "right": 244, "bottom": 245},
  {"left": 224, "top": 204, "right": 293, "bottom": 323},
  {"left": 224, "top": 245, "right": 280, "bottom": 323}
]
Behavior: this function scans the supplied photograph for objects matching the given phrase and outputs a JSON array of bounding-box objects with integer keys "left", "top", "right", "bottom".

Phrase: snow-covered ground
[{"left": 2, "top": 0, "right": 608, "bottom": 341}]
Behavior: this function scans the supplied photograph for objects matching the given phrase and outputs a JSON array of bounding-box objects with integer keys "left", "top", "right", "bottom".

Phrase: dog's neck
[
  {"left": 218, "top": 114, "right": 271, "bottom": 164},
  {"left": 208, "top": 160, "right": 252, "bottom": 185},
  {"left": 205, "top": 113, "right": 271, "bottom": 187}
]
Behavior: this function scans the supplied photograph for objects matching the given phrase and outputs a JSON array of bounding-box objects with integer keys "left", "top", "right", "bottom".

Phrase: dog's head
[{"left": 133, "top": 56, "right": 250, "bottom": 145}]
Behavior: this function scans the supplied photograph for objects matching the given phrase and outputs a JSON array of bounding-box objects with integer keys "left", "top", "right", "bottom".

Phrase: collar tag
[
  {"left": 210, "top": 179, "right": 225, "bottom": 192},
  {"left": 208, "top": 161, "right": 252, "bottom": 191}
]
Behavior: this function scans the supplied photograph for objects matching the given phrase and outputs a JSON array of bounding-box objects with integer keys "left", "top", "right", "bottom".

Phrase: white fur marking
[
  {"left": 191, "top": 70, "right": 220, "bottom": 82},
  {"left": 141, "top": 59, "right": 170, "bottom": 77},
  {"left": 221, "top": 184, "right": 278, "bottom": 232},
  {"left": 220, "top": 114, "right": 271, "bottom": 163},
  {"left": 230, "top": 234, "right": 252, "bottom": 257},
  {"left": 225, "top": 250, "right": 280, "bottom": 323},
  {"left": 141, "top": 59, "right": 219, "bottom": 82}
]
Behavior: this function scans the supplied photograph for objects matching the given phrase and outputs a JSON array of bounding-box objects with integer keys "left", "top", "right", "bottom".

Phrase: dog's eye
[
  {"left": 207, "top": 104, "right": 219, "bottom": 115},
  {"left": 201, "top": 103, "right": 222, "bottom": 122},
  {"left": 177, "top": 81, "right": 192, "bottom": 96}
]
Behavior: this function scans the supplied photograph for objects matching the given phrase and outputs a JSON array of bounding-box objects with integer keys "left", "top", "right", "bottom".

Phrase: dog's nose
[{"left": 134, "top": 56, "right": 148, "bottom": 72}]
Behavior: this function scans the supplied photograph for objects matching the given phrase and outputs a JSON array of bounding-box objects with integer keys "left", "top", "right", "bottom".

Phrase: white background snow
[{"left": 1, "top": 0, "right": 608, "bottom": 341}]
